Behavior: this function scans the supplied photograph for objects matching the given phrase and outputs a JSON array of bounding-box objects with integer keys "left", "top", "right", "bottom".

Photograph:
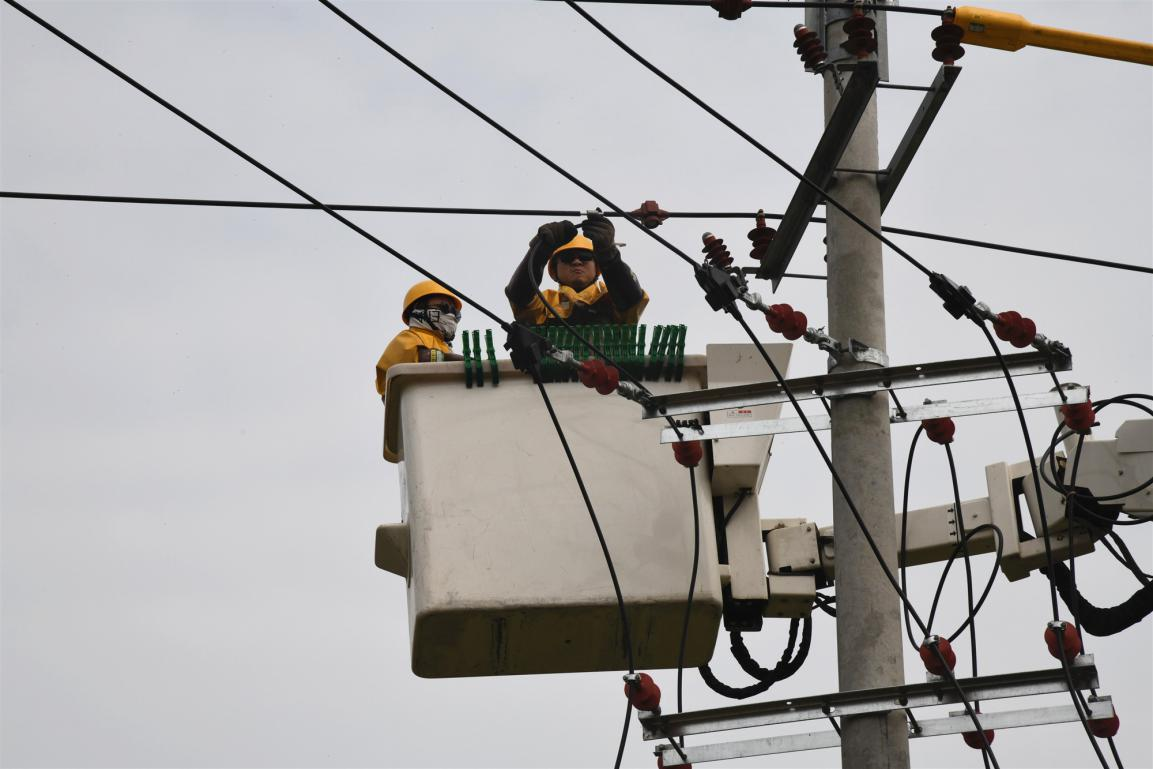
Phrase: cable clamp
[
  {"left": 505, "top": 323, "right": 553, "bottom": 374},
  {"left": 696, "top": 263, "right": 744, "bottom": 315},
  {"left": 548, "top": 347, "right": 579, "bottom": 369},
  {"left": 616, "top": 380, "right": 652, "bottom": 407},
  {"left": 929, "top": 272, "right": 978, "bottom": 320},
  {"left": 739, "top": 289, "right": 770, "bottom": 314},
  {"left": 841, "top": 337, "right": 889, "bottom": 368}
]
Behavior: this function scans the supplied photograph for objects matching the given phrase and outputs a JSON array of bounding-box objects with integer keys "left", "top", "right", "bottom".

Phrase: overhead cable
[
  {"left": 564, "top": 0, "right": 935, "bottom": 279},
  {"left": 315, "top": 0, "right": 700, "bottom": 270},
  {"left": 6, "top": 191, "right": 1149, "bottom": 275},
  {"left": 0, "top": 0, "right": 511, "bottom": 329},
  {"left": 534, "top": 0, "right": 947, "bottom": 15},
  {"left": 981, "top": 328, "right": 1113, "bottom": 768},
  {"left": 729, "top": 312, "right": 999, "bottom": 763}
]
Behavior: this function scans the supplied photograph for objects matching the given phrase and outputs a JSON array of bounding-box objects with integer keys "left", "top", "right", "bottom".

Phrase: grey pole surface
[{"left": 821, "top": 5, "right": 912, "bottom": 768}]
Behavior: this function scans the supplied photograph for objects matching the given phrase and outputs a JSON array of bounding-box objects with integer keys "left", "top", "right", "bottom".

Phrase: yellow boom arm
[{"left": 954, "top": 6, "right": 1153, "bottom": 66}]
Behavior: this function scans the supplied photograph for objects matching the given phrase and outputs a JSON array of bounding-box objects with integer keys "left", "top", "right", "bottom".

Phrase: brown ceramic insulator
[
  {"left": 710, "top": 0, "right": 752, "bottom": 21},
  {"left": 841, "top": 11, "right": 878, "bottom": 59},
  {"left": 931, "top": 22, "right": 966, "bottom": 64},
  {"left": 701, "top": 232, "right": 733, "bottom": 269},
  {"left": 631, "top": 200, "right": 669, "bottom": 230},
  {"left": 747, "top": 210, "right": 776, "bottom": 261},
  {"left": 793, "top": 24, "right": 828, "bottom": 70}
]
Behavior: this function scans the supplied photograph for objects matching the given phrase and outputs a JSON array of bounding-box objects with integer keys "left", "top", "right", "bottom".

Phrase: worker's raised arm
[
  {"left": 505, "top": 221, "right": 578, "bottom": 313},
  {"left": 582, "top": 214, "right": 648, "bottom": 322}
]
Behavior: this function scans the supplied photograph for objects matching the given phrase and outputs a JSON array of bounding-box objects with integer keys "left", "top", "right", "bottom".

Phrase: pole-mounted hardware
[{"left": 644, "top": 656, "right": 1110, "bottom": 765}]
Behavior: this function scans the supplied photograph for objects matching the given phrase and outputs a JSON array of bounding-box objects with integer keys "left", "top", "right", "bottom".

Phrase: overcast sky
[{"left": 2, "top": 1, "right": 1151, "bottom": 768}]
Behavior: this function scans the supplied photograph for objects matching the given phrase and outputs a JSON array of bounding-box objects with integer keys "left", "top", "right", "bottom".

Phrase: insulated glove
[
  {"left": 581, "top": 214, "right": 616, "bottom": 254},
  {"left": 536, "top": 220, "right": 578, "bottom": 248}
]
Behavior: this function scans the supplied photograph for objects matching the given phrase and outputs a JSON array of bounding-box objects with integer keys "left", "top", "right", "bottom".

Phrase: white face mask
[
  {"left": 434, "top": 314, "right": 458, "bottom": 342},
  {"left": 410, "top": 308, "right": 458, "bottom": 342}
]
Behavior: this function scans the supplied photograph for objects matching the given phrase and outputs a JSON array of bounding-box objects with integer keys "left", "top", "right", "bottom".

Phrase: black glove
[
  {"left": 536, "top": 220, "right": 578, "bottom": 249},
  {"left": 581, "top": 213, "right": 616, "bottom": 254}
]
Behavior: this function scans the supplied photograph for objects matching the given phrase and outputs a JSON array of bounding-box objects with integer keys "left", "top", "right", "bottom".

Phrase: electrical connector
[
  {"left": 929, "top": 272, "right": 978, "bottom": 320},
  {"left": 696, "top": 263, "right": 743, "bottom": 314},
  {"left": 504, "top": 323, "right": 552, "bottom": 375}
]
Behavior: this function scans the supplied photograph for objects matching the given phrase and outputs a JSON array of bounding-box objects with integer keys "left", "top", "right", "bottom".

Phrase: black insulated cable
[
  {"left": 7, "top": 191, "right": 1150, "bottom": 276},
  {"left": 316, "top": 0, "right": 700, "bottom": 271},
  {"left": 536, "top": 0, "right": 947, "bottom": 15},
  {"left": 728, "top": 310, "right": 1000, "bottom": 763},
  {"left": 564, "top": 1, "right": 936, "bottom": 280},
  {"left": 0, "top": 0, "right": 511, "bottom": 331},
  {"left": 530, "top": 374, "right": 637, "bottom": 769},
  {"left": 978, "top": 322, "right": 1113, "bottom": 769},
  {"left": 675, "top": 467, "right": 703, "bottom": 747}
]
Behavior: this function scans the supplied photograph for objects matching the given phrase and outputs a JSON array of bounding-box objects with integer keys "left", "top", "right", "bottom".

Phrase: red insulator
[
  {"left": 841, "top": 9, "right": 878, "bottom": 59},
  {"left": 673, "top": 439, "right": 704, "bottom": 468},
  {"left": 578, "top": 359, "right": 620, "bottom": 396},
  {"left": 962, "top": 725, "right": 996, "bottom": 750},
  {"left": 923, "top": 417, "right": 956, "bottom": 445},
  {"left": 931, "top": 21, "right": 966, "bottom": 64},
  {"left": 993, "top": 310, "right": 1037, "bottom": 348},
  {"left": 765, "top": 303, "right": 808, "bottom": 341},
  {"left": 1044, "top": 621, "right": 1083, "bottom": 661},
  {"left": 1061, "top": 401, "right": 1096, "bottom": 434},
  {"left": 747, "top": 209, "right": 776, "bottom": 262},
  {"left": 632, "top": 200, "right": 669, "bottom": 230},
  {"left": 709, "top": 0, "right": 752, "bottom": 21},
  {"left": 701, "top": 232, "right": 733, "bottom": 269},
  {"left": 1088, "top": 712, "right": 1120, "bottom": 739},
  {"left": 919, "top": 636, "right": 956, "bottom": 676},
  {"left": 624, "top": 672, "right": 662, "bottom": 710},
  {"left": 793, "top": 24, "right": 828, "bottom": 70},
  {"left": 657, "top": 756, "right": 692, "bottom": 769}
]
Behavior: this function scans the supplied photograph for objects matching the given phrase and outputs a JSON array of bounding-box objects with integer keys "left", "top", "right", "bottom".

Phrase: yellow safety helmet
[
  {"left": 401, "top": 280, "right": 462, "bottom": 323},
  {"left": 548, "top": 234, "right": 599, "bottom": 281}
]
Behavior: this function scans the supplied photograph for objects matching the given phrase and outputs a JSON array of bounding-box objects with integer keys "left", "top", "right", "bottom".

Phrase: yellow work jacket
[
  {"left": 375, "top": 327, "right": 453, "bottom": 396},
  {"left": 512, "top": 281, "right": 649, "bottom": 326}
]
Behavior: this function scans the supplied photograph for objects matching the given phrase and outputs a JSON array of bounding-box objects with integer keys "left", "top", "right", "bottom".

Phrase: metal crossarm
[
  {"left": 879, "top": 65, "right": 962, "bottom": 212},
  {"left": 660, "top": 386, "right": 1088, "bottom": 444},
  {"left": 644, "top": 656, "right": 1106, "bottom": 766},
  {"left": 756, "top": 61, "right": 880, "bottom": 288},
  {"left": 642, "top": 350, "right": 1072, "bottom": 420}
]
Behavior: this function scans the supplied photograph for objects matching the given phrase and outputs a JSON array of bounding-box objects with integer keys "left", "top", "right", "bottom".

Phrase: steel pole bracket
[{"left": 756, "top": 61, "right": 879, "bottom": 288}]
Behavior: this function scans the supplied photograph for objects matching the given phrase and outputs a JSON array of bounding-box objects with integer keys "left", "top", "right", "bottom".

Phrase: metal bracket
[
  {"left": 646, "top": 656, "right": 1106, "bottom": 765},
  {"left": 660, "top": 387, "right": 1088, "bottom": 444},
  {"left": 643, "top": 350, "right": 1072, "bottom": 421},
  {"left": 879, "top": 65, "right": 962, "bottom": 212},
  {"left": 834, "top": 337, "right": 889, "bottom": 369},
  {"left": 756, "top": 61, "right": 879, "bottom": 288}
]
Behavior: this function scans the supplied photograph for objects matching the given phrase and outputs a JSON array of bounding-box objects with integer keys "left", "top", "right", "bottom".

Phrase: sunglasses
[
  {"left": 556, "top": 251, "right": 595, "bottom": 265},
  {"left": 413, "top": 305, "right": 460, "bottom": 323}
]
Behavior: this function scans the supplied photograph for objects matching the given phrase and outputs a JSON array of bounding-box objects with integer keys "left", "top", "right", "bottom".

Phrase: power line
[
  {"left": 564, "top": 0, "right": 935, "bottom": 280},
  {"left": 6, "top": 190, "right": 1149, "bottom": 275},
  {"left": 0, "top": 0, "right": 512, "bottom": 330},
  {"left": 535, "top": 0, "right": 946, "bottom": 15},
  {"left": 315, "top": 0, "right": 700, "bottom": 271},
  {"left": 729, "top": 310, "right": 1000, "bottom": 764}
]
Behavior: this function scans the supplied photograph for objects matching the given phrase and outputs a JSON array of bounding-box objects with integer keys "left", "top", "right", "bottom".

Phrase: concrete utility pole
[{"left": 821, "top": 4, "right": 911, "bottom": 768}]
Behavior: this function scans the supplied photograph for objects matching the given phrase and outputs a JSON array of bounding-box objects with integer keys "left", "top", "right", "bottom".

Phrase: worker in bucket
[
  {"left": 505, "top": 213, "right": 648, "bottom": 325},
  {"left": 375, "top": 280, "right": 464, "bottom": 398}
]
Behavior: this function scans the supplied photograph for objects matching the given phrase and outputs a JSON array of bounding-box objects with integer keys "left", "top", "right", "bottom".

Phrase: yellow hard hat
[
  {"left": 402, "top": 280, "right": 462, "bottom": 323},
  {"left": 548, "top": 234, "right": 598, "bottom": 281}
]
